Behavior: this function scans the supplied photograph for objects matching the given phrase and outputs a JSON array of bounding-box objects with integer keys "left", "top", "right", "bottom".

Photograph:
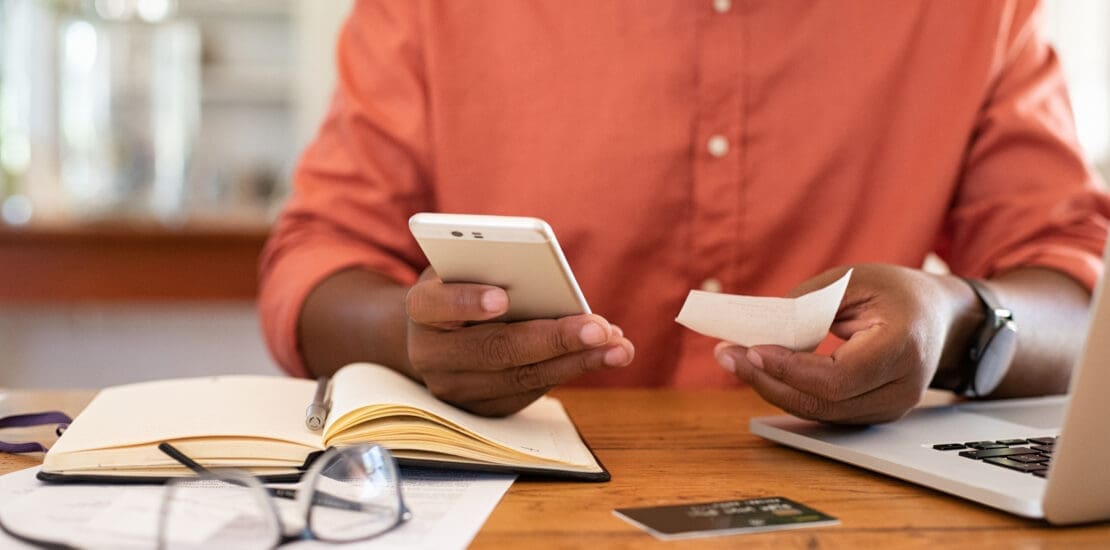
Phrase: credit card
[{"left": 613, "top": 496, "right": 838, "bottom": 540}]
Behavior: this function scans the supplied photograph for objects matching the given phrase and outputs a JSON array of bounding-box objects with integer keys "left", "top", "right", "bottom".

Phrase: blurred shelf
[
  {"left": 178, "top": 0, "right": 292, "bottom": 18},
  {"left": 202, "top": 65, "right": 291, "bottom": 105},
  {"left": 0, "top": 219, "right": 271, "bottom": 302}
]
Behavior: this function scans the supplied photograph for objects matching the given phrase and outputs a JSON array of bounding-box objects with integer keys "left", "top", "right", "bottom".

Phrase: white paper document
[
  {"left": 0, "top": 466, "right": 515, "bottom": 549},
  {"left": 675, "top": 270, "right": 852, "bottom": 350},
  {"left": 287, "top": 468, "right": 516, "bottom": 550}
]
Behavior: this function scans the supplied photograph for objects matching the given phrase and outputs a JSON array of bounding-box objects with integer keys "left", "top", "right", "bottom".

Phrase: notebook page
[
  {"left": 49, "top": 375, "right": 323, "bottom": 455},
  {"left": 328, "top": 364, "right": 598, "bottom": 467}
]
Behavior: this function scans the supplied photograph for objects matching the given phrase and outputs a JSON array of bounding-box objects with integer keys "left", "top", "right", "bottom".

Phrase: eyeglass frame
[
  {"left": 157, "top": 441, "right": 412, "bottom": 548},
  {"left": 0, "top": 442, "right": 411, "bottom": 549}
]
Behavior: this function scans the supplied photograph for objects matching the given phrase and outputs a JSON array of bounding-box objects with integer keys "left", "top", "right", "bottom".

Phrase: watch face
[{"left": 973, "top": 320, "right": 1018, "bottom": 396}]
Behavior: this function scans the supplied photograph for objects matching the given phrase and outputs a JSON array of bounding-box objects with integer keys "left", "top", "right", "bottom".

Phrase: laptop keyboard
[{"left": 932, "top": 437, "right": 1057, "bottom": 478}]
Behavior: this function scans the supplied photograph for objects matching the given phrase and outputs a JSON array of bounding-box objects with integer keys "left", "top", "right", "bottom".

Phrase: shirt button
[
  {"left": 700, "top": 278, "right": 723, "bottom": 293},
  {"left": 707, "top": 135, "right": 729, "bottom": 158},
  {"left": 712, "top": 0, "right": 731, "bottom": 14}
]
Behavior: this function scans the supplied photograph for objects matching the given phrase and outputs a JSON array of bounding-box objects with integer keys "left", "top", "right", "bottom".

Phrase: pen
[{"left": 305, "top": 376, "right": 331, "bottom": 431}]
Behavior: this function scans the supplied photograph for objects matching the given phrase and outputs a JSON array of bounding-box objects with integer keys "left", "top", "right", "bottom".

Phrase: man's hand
[
  {"left": 713, "top": 264, "right": 975, "bottom": 424},
  {"left": 405, "top": 269, "right": 635, "bottom": 417}
]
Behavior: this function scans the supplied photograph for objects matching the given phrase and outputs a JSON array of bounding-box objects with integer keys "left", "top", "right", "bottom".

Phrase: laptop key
[
  {"left": 1031, "top": 444, "right": 1054, "bottom": 453},
  {"left": 958, "top": 446, "right": 1041, "bottom": 460},
  {"left": 1009, "top": 453, "right": 1050, "bottom": 464},
  {"left": 964, "top": 441, "right": 1008, "bottom": 450},
  {"left": 1033, "top": 469, "right": 1050, "bottom": 478},
  {"left": 984, "top": 457, "right": 1050, "bottom": 473},
  {"left": 1027, "top": 437, "right": 1057, "bottom": 446},
  {"left": 933, "top": 443, "right": 967, "bottom": 451},
  {"left": 996, "top": 439, "right": 1028, "bottom": 446}
]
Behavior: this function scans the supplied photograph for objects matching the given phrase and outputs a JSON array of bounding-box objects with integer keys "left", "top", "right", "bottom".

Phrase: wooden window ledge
[{"left": 0, "top": 221, "right": 270, "bottom": 302}]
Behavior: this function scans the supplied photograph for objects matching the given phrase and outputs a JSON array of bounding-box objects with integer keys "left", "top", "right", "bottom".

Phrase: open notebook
[
  {"left": 752, "top": 243, "right": 1110, "bottom": 525},
  {"left": 40, "top": 363, "right": 608, "bottom": 482}
]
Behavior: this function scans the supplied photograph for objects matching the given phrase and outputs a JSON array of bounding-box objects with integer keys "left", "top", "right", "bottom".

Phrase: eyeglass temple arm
[
  {"left": 267, "top": 486, "right": 376, "bottom": 513},
  {"left": 158, "top": 442, "right": 213, "bottom": 475}
]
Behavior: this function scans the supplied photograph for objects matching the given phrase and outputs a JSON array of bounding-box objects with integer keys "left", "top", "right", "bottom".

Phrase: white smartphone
[{"left": 408, "top": 213, "right": 590, "bottom": 321}]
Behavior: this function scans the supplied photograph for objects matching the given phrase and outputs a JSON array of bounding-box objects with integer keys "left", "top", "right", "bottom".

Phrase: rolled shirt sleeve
[
  {"left": 940, "top": 0, "right": 1110, "bottom": 290},
  {"left": 259, "top": 1, "right": 432, "bottom": 377}
]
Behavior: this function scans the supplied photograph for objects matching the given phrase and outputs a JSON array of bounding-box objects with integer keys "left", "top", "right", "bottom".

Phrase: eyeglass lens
[
  {"left": 307, "top": 445, "right": 406, "bottom": 542},
  {"left": 158, "top": 445, "right": 406, "bottom": 548},
  {"left": 160, "top": 471, "right": 280, "bottom": 550}
]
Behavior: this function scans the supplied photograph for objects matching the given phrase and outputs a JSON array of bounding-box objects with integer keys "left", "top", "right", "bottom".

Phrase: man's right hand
[{"left": 405, "top": 269, "right": 635, "bottom": 416}]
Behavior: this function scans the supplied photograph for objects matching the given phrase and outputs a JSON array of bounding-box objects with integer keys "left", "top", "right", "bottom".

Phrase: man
[{"left": 260, "top": 1, "right": 1110, "bottom": 423}]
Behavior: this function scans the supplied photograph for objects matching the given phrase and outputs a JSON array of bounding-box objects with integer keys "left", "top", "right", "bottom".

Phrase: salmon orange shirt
[{"left": 261, "top": 0, "right": 1110, "bottom": 387}]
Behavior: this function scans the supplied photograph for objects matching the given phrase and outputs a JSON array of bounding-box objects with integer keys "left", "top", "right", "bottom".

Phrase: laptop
[{"left": 750, "top": 248, "right": 1110, "bottom": 525}]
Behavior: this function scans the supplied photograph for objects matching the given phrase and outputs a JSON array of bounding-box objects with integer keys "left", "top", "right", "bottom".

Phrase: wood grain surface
[{"left": 2, "top": 386, "right": 1108, "bottom": 548}]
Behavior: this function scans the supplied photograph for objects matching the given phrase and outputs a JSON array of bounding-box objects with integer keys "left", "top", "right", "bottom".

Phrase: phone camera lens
[{"left": 451, "top": 231, "right": 463, "bottom": 237}]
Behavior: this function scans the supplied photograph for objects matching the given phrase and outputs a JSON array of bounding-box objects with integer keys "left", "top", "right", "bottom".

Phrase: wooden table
[{"left": 3, "top": 387, "right": 1108, "bottom": 548}]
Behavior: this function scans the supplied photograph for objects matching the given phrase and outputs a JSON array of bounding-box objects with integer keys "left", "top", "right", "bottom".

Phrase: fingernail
[
  {"left": 480, "top": 290, "right": 507, "bottom": 313},
  {"left": 747, "top": 348, "right": 764, "bottom": 369},
  {"left": 579, "top": 322, "right": 607, "bottom": 346},
  {"left": 604, "top": 344, "right": 630, "bottom": 367},
  {"left": 717, "top": 351, "right": 736, "bottom": 373}
]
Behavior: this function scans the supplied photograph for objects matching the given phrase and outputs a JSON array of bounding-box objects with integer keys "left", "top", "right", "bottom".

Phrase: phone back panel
[
  {"left": 418, "top": 239, "right": 588, "bottom": 321},
  {"left": 410, "top": 214, "right": 590, "bottom": 321}
]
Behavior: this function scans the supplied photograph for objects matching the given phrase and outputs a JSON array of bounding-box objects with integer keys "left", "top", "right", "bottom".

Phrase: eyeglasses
[
  {"left": 157, "top": 442, "right": 411, "bottom": 549},
  {"left": 0, "top": 442, "right": 411, "bottom": 549}
]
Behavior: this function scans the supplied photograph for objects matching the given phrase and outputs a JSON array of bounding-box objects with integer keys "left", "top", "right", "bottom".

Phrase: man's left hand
[{"left": 714, "top": 264, "right": 972, "bottom": 424}]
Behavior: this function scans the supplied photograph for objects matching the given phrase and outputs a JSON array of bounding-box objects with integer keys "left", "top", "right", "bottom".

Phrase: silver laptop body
[{"left": 751, "top": 248, "right": 1110, "bottom": 525}]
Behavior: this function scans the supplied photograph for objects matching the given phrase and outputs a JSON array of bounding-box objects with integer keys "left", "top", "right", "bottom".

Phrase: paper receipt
[{"left": 675, "top": 270, "right": 852, "bottom": 351}]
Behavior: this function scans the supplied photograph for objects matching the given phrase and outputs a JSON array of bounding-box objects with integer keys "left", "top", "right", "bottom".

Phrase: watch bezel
[{"left": 960, "top": 279, "right": 1018, "bottom": 398}]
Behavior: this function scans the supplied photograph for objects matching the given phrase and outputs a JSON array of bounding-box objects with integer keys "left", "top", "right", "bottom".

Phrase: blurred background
[
  {"left": 0, "top": 0, "right": 1107, "bottom": 387},
  {"left": 1, "top": 0, "right": 350, "bottom": 386}
]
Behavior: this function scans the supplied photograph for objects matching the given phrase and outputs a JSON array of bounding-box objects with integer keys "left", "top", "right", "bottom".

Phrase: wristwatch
[{"left": 955, "top": 278, "right": 1019, "bottom": 398}]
